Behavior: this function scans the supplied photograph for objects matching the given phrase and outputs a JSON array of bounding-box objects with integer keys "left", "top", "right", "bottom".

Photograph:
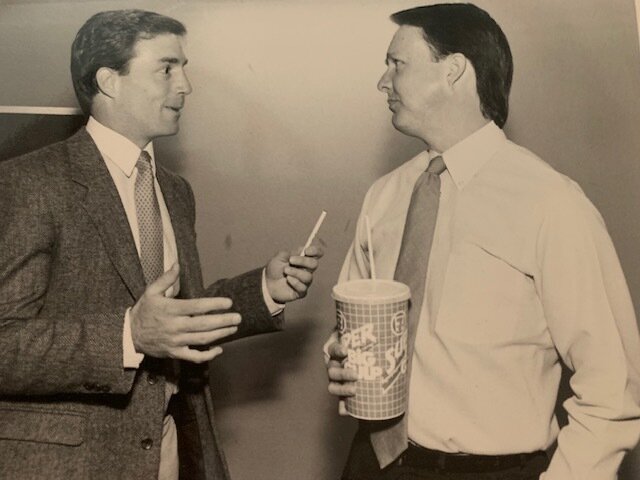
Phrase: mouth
[
  {"left": 165, "top": 105, "right": 183, "bottom": 114},
  {"left": 387, "top": 99, "right": 398, "bottom": 111}
]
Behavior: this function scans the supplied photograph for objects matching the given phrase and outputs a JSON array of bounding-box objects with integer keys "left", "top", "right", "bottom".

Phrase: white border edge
[
  {"left": 0, "top": 106, "right": 82, "bottom": 116},
  {"left": 636, "top": 0, "right": 640, "bottom": 53}
]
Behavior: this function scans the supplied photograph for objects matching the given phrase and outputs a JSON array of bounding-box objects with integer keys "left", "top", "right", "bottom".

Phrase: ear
[
  {"left": 445, "top": 53, "right": 468, "bottom": 87},
  {"left": 95, "top": 66, "right": 118, "bottom": 99}
]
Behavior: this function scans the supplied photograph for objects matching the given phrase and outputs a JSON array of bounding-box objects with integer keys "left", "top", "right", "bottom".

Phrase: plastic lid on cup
[{"left": 332, "top": 279, "right": 410, "bottom": 304}]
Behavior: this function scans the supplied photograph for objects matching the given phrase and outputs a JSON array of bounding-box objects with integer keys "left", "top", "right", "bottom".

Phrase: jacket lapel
[
  {"left": 65, "top": 128, "right": 146, "bottom": 300},
  {"left": 156, "top": 166, "right": 201, "bottom": 299}
]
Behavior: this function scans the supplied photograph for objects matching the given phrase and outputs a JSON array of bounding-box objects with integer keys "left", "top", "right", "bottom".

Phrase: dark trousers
[{"left": 341, "top": 428, "right": 550, "bottom": 480}]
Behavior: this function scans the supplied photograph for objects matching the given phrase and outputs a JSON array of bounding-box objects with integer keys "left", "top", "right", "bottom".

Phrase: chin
[
  {"left": 391, "top": 117, "right": 424, "bottom": 142},
  {"left": 157, "top": 125, "right": 180, "bottom": 138},
  {"left": 391, "top": 115, "right": 411, "bottom": 135}
]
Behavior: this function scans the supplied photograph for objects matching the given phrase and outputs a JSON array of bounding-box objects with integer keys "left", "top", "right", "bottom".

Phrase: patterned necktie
[
  {"left": 135, "top": 152, "right": 178, "bottom": 478},
  {"left": 135, "top": 151, "right": 164, "bottom": 284},
  {"left": 370, "top": 155, "right": 447, "bottom": 468}
]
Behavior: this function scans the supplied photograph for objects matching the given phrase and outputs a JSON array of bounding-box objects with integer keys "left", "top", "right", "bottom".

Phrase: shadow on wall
[{"left": 209, "top": 319, "right": 315, "bottom": 408}]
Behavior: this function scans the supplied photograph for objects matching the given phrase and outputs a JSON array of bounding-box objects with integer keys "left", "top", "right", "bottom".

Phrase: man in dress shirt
[
  {"left": 0, "top": 9, "right": 322, "bottom": 480},
  {"left": 326, "top": 4, "right": 640, "bottom": 480}
]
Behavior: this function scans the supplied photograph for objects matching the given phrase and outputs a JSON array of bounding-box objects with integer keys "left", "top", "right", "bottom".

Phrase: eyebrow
[
  {"left": 385, "top": 53, "right": 399, "bottom": 65},
  {"left": 159, "top": 57, "right": 188, "bottom": 66}
]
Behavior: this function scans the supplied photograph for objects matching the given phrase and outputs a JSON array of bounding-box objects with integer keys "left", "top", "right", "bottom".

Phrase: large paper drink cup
[{"left": 332, "top": 279, "right": 410, "bottom": 420}]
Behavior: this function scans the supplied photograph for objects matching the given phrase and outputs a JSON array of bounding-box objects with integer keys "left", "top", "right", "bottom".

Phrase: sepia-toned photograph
[{"left": 0, "top": 1, "right": 639, "bottom": 479}]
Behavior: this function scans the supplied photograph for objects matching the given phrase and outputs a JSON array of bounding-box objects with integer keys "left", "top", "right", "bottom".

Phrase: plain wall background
[{"left": 1, "top": 0, "right": 639, "bottom": 478}]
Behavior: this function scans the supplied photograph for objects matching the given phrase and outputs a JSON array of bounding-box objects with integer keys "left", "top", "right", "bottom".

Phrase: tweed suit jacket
[{"left": 0, "top": 128, "right": 282, "bottom": 480}]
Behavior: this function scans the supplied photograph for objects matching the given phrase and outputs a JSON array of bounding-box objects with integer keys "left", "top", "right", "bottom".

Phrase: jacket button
[
  {"left": 147, "top": 374, "right": 157, "bottom": 385},
  {"left": 141, "top": 438, "right": 153, "bottom": 450}
]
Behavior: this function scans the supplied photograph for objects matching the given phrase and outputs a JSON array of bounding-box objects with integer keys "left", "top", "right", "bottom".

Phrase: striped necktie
[{"left": 370, "top": 155, "right": 447, "bottom": 468}]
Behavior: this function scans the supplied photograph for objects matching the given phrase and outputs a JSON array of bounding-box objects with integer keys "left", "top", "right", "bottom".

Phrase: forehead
[
  {"left": 387, "top": 25, "right": 432, "bottom": 57},
  {"left": 131, "top": 33, "right": 187, "bottom": 63}
]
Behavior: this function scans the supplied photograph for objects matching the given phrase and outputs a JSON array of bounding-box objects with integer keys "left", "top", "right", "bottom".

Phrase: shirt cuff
[
  {"left": 123, "top": 308, "right": 144, "bottom": 368},
  {"left": 262, "top": 269, "right": 284, "bottom": 316}
]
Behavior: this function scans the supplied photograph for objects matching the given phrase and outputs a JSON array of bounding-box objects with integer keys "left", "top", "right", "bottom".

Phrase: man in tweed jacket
[{"left": 0, "top": 9, "right": 321, "bottom": 480}]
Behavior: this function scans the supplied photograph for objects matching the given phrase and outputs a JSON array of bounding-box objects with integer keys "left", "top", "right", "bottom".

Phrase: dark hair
[
  {"left": 391, "top": 3, "right": 513, "bottom": 128},
  {"left": 70, "top": 9, "right": 186, "bottom": 115}
]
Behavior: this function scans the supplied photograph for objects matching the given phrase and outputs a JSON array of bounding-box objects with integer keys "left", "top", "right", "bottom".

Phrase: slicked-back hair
[
  {"left": 391, "top": 3, "right": 513, "bottom": 128},
  {"left": 71, "top": 9, "right": 186, "bottom": 115}
]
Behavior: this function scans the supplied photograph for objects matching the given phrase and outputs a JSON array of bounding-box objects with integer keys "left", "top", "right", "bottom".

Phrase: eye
[
  {"left": 162, "top": 65, "right": 171, "bottom": 75},
  {"left": 385, "top": 57, "right": 403, "bottom": 71}
]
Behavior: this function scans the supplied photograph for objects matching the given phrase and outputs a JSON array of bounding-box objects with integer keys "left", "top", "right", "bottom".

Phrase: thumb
[
  {"left": 147, "top": 263, "right": 180, "bottom": 296},
  {"left": 266, "top": 251, "right": 291, "bottom": 277},
  {"left": 275, "top": 250, "right": 292, "bottom": 262}
]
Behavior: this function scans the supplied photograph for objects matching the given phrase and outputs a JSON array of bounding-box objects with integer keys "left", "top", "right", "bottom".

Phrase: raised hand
[
  {"left": 130, "top": 264, "right": 241, "bottom": 363},
  {"left": 265, "top": 245, "right": 324, "bottom": 303}
]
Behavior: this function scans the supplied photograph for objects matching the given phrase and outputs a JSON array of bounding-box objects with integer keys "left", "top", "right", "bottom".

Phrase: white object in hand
[{"left": 301, "top": 210, "right": 327, "bottom": 256}]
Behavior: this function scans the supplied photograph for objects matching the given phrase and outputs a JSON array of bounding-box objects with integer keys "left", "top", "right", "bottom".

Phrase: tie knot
[
  {"left": 137, "top": 151, "right": 153, "bottom": 171},
  {"left": 426, "top": 155, "right": 446, "bottom": 175}
]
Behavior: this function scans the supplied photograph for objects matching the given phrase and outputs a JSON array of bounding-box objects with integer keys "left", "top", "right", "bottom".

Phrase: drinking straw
[
  {"left": 365, "top": 215, "right": 376, "bottom": 280},
  {"left": 301, "top": 210, "right": 327, "bottom": 256}
]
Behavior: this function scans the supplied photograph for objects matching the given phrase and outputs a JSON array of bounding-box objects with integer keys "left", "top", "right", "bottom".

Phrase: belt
[{"left": 397, "top": 442, "right": 547, "bottom": 473}]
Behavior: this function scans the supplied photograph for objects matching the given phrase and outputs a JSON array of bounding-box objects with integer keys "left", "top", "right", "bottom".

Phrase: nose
[
  {"left": 177, "top": 69, "right": 192, "bottom": 96},
  {"left": 377, "top": 68, "right": 391, "bottom": 93}
]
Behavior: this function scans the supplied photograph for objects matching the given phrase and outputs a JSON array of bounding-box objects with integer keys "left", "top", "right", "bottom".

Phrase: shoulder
[
  {"left": 491, "top": 140, "right": 583, "bottom": 198},
  {"left": 156, "top": 162, "right": 193, "bottom": 196},
  {"left": 0, "top": 135, "right": 74, "bottom": 190},
  {"left": 490, "top": 140, "right": 602, "bottom": 225}
]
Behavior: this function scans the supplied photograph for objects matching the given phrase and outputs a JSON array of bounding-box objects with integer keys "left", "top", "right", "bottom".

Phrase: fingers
[
  {"left": 175, "top": 312, "right": 241, "bottom": 332},
  {"left": 167, "top": 313, "right": 241, "bottom": 346},
  {"left": 177, "top": 325, "right": 239, "bottom": 346},
  {"left": 285, "top": 273, "right": 309, "bottom": 297},
  {"left": 145, "top": 268, "right": 234, "bottom": 316},
  {"left": 327, "top": 341, "right": 348, "bottom": 361},
  {"left": 289, "top": 254, "right": 320, "bottom": 271},
  {"left": 146, "top": 263, "right": 180, "bottom": 296},
  {"left": 327, "top": 351, "right": 357, "bottom": 397},
  {"left": 327, "top": 361, "right": 358, "bottom": 382},
  {"left": 299, "top": 245, "right": 324, "bottom": 259},
  {"left": 176, "top": 345, "right": 224, "bottom": 364},
  {"left": 325, "top": 338, "right": 357, "bottom": 406},
  {"left": 284, "top": 266, "right": 313, "bottom": 284},
  {"left": 328, "top": 376, "right": 357, "bottom": 397},
  {"left": 165, "top": 296, "right": 234, "bottom": 316}
]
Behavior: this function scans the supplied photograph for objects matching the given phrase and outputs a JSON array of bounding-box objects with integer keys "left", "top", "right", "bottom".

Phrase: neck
[
  {"left": 423, "top": 110, "right": 490, "bottom": 153},
  {"left": 91, "top": 107, "right": 150, "bottom": 149}
]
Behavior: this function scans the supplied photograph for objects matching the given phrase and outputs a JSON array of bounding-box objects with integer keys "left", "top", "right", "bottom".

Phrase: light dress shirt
[
  {"left": 339, "top": 121, "right": 640, "bottom": 479},
  {"left": 86, "top": 117, "right": 282, "bottom": 480}
]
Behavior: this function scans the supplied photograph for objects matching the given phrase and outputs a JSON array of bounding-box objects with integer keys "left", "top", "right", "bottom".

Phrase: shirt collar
[
  {"left": 436, "top": 121, "right": 506, "bottom": 190},
  {"left": 86, "top": 116, "right": 155, "bottom": 178}
]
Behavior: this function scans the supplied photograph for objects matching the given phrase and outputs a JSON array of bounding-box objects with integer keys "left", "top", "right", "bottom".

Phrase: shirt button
[
  {"left": 140, "top": 438, "right": 153, "bottom": 450},
  {"left": 147, "top": 374, "right": 157, "bottom": 385}
]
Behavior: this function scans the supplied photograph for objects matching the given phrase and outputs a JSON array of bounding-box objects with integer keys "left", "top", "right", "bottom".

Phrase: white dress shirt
[{"left": 339, "top": 121, "right": 640, "bottom": 479}]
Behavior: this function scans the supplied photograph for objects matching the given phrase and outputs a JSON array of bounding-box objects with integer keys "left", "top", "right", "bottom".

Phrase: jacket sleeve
[
  {"left": 0, "top": 158, "right": 136, "bottom": 396},
  {"left": 204, "top": 268, "right": 284, "bottom": 341},
  {"left": 179, "top": 177, "right": 283, "bottom": 341}
]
